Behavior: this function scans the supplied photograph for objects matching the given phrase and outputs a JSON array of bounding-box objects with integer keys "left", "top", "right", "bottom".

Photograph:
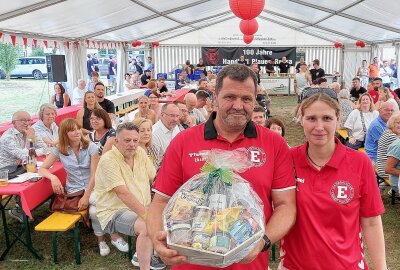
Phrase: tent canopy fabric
[{"left": 0, "top": 0, "right": 399, "bottom": 46}]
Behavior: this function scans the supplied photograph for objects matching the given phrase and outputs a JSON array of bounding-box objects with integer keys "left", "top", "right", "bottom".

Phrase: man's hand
[
  {"left": 26, "top": 127, "right": 35, "bottom": 140},
  {"left": 153, "top": 231, "right": 187, "bottom": 265},
  {"left": 239, "top": 238, "right": 264, "bottom": 264}
]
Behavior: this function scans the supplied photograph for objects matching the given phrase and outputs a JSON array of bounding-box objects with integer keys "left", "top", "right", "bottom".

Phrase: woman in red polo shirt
[{"left": 280, "top": 93, "right": 387, "bottom": 270}]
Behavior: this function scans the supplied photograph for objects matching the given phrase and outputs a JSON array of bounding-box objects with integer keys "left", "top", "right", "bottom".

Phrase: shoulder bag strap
[{"left": 360, "top": 112, "right": 367, "bottom": 133}]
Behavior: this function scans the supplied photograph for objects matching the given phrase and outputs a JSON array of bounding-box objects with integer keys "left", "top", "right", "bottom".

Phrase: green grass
[{"left": 1, "top": 96, "right": 398, "bottom": 269}]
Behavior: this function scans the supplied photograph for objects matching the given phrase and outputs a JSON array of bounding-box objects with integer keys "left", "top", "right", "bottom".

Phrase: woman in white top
[
  {"left": 123, "top": 73, "right": 135, "bottom": 92},
  {"left": 375, "top": 87, "right": 399, "bottom": 112},
  {"left": 344, "top": 93, "right": 379, "bottom": 150}
]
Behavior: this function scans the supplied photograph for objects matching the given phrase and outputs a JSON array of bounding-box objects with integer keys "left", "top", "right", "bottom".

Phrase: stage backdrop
[{"left": 201, "top": 47, "right": 296, "bottom": 66}]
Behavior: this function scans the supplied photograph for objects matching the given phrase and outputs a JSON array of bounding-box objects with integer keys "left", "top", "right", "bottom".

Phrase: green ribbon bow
[{"left": 201, "top": 162, "right": 233, "bottom": 194}]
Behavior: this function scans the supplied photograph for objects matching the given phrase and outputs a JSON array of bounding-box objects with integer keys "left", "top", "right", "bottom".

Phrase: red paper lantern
[
  {"left": 243, "top": 34, "right": 254, "bottom": 44},
  {"left": 356, "top": 40, "right": 365, "bottom": 48},
  {"left": 151, "top": 41, "right": 160, "bottom": 47},
  {"left": 132, "top": 40, "right": 142, "bottom": 47},
  {"left": 229, "top": 0, "right": 265, "bottom": 20},
  {"left": 334, "top": 42, "right": 343, "bottom": 48},
  {"left": 239, "top": 19, "right": 259, "bottom": 35}
]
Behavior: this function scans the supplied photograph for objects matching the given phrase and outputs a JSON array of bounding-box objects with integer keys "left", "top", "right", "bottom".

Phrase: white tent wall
[
  {"left": 343, "top": 48, "right": 371, "bottom": 88},
  {"left": 117, "top": 46, "right": 129, "bottom": 93},
  {"left": 161, "top": 17, "right": 332, "bottom": 46},
  {"left": 153, "top": 45, "right": 201, "bottom": 77},
  {"left": 396, "top": 43, "right": 400, "bottom": 89},
  {"left": 153, "top": 46, "right": 341, "bottom": 79},
  {"left": 60, "top": 41, "right": 87, "bottom": 93}
]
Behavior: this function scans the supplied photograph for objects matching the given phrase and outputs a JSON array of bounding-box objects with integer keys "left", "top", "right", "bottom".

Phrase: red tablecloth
[
  {"left": 0, "top": 162, "right": 66, "bottom": 218},
  {"left": 0, "top": 105, "right": 81, "bottom": 136},
  {"left": 158, "top": 89, "right": 190, "bottom": 103}
]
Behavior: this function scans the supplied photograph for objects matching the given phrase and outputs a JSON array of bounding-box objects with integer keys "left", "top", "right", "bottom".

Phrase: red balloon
[
  {"left": 243, "top": 34, "right": 254, "bottom": 44},
  {"left": 152, "top": 41, "right": 160, "bottom": 47},
  {"left": 230, "top": 0, "right": 265, "bottom": 20},
  {"left": 239, "top": 19, "right": 259, "bottom": 35},
  {"left": 136, "top": 41, "right": 142, "bottom": 46},
  {"left": 360, "top": 42, "right": 365, "bottom": 48}
]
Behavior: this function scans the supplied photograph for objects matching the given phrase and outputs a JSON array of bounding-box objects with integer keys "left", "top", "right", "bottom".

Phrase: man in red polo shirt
[
  {"left": 147, "top": 64, "right": 296, "bottom": 270},
  {"left": 368, "top": 77, "right": 398, "bottom": 104}
]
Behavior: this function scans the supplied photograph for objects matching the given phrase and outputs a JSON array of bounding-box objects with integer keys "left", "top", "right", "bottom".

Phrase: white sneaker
[
  {"left": 99, "top": 241, "right": 110, "bottom": 256},
  {"left": 111, "top": 238, "right": 129, "bottom": 253}
]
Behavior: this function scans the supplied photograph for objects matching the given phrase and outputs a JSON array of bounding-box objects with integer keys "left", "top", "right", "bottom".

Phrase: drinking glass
[{"left": 0, "top": 169, "right": 8, "bottom": 186}]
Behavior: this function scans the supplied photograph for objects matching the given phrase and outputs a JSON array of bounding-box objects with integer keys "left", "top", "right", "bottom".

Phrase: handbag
[{"left": 50, "top": 190, "right": 90, "bottom": 227}]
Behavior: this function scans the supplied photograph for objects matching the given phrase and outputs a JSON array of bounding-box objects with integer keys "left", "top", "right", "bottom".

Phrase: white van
[{"left": 10, "top": 57, "right": 48, "bottom": 79}]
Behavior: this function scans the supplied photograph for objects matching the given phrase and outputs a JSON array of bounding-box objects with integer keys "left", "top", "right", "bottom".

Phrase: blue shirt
[
  {"left": 387, "top": 138, "right": 400, "bottom": 187},
  {"left": 365, "top": 116, "right": 387, "bottom": 163},
  {"left": 51, "top": 141, "right": 98, "bottom": 194}
]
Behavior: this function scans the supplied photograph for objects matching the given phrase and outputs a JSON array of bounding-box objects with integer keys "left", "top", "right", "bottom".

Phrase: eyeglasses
[
  {"left": 15, "top": 119, "right": 32, "bottom": 123},
  {"left": 89, "top": 117, "right": 102, "bottom": 122},
  {"left": 163, "top": 112, "right": 180, "bottom": 118}
]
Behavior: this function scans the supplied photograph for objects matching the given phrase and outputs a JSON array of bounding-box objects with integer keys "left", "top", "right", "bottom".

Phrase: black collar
[{"left": 204, "top": 112, "right": 257, "bottom": 140}]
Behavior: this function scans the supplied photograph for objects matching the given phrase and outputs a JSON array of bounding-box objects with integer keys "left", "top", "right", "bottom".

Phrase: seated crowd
[{"left": 0, "top": 60, "right": 396, "bottom": 270}]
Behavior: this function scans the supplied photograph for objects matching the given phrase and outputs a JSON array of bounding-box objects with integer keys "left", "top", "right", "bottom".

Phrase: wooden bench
[
  {"left": 336, "top": 129, "right": 348, "bottom": 143},
  {"left": 35, "top": 210, "right": 87, "bottom": 264},
  {"left": 115, "top": 104, "right": 139, "bottom": 117}
]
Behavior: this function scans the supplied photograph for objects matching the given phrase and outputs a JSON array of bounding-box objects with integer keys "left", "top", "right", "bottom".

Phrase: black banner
[{"left": 201, "top": 47, "right": 296, "bottom": 66}]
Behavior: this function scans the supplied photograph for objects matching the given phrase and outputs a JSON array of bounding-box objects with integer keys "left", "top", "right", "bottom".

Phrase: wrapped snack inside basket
[{"left": 163, "top": 148, "right": 265, "bottom": 268}]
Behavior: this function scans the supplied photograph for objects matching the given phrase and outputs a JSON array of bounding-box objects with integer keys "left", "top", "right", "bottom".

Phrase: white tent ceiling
[
  {"left": 0, "top": 0, "right": 399, "bottom": 45},
  {"left": 0, "top": 0, "right": 400, "bottom": 45}
]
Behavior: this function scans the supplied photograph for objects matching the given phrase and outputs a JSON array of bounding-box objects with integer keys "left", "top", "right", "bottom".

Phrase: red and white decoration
[{"left": 229, "top": 0, "right": 265, "bottom": 45}]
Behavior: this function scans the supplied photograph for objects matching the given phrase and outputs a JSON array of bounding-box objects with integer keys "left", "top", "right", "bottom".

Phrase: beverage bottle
[{"left": 27, "top": 139, "right": 37, "bottom": 172}]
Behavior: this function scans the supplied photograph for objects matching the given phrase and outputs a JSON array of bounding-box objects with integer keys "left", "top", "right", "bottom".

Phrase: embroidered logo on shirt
[
  {"left": 330, "top": 180, "right": 354, "bottom": 204},
  {"left": 246, "top": 146, "right": 266, "bottom": 167}
]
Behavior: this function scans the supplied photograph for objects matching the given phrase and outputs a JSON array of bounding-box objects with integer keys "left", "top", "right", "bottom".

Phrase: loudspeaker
[{"left": 46, "top": 55, "right": 67, "bottom": 82}]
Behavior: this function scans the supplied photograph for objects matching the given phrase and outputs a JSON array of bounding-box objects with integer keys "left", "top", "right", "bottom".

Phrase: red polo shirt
[
  {"left": 281, "top": 139, "right": 384, "bottom": 270},
  {"left": 368, "top": 88, "right": 396, "bottom": 103},
  {"left": 153, "top": 112, "right": 296, "bottom": 270}
]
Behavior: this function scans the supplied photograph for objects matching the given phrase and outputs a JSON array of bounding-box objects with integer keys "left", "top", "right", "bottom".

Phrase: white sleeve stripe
[
  {"left": 272, "top": 186, "right": 297, "bottom": 192},
  {"left": 152, "top": 189, "right": 171, "bottom": 198}
]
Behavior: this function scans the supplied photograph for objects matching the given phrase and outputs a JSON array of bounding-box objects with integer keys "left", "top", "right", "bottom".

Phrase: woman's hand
[
  {"left": 349, "top": 137, "right": 356, "bottom": 145},
  {"left": 78, "top": 194, "right": 90, "bottom": 211},
  {"left": 50, "top": 176, "right": 64, "bottom": 194}
]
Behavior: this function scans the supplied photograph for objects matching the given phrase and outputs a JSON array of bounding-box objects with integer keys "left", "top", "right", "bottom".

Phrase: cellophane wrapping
[{"left": 163, "top": 148, "right": 265, "bottom": 268}]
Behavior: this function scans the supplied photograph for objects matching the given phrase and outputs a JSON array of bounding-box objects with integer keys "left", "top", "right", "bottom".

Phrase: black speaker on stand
[{"left": 46, "top": 55, "right": 67, "bottom": 82}]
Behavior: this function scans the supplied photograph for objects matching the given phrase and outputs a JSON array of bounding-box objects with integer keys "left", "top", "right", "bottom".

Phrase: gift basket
[{"left": 163, "top": 148, "right": 265, "bottom": 267}]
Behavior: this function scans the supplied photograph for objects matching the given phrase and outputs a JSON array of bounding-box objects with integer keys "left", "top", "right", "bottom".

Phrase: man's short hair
[
  {"left": 157, "top": 77, "right": 165, "bottom": 82},
  {"left": 215, "top": 64, "right": 257, "bottom": 95},
  {"left": 374, "top": 77, "right": 382, "bottom": 82},
  {"left": 313, "top": 59, "right": 320, "bottom": 65},
  {"left": 95, "top": 82, "right": 105, "bottom": 89},
  {"left": 161, "top": 102, "right": 177, "bottom": 113},
  {"left": 352, "top": 77, "right": 360, "bottom": 82},
  {"left": 253, "top": 105, "right": 265, "bottom": 113},
  {"left": 116, "top": 122, "right": 139, "bottom": 136},
  {"left": 91, "top": 71, "right": 99, "bottom": 77},
  {"left": 196, "top": 90, "right": 210, "bottom": 100}
]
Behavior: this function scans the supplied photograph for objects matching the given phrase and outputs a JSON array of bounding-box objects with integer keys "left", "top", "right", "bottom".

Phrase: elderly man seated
[
  {"left": 72, "top": 79, "right": 87, "bottom": 105},
  {"left": 95, "top": 122, "right": 165, "bottom": 269},
  {"left": 184, "top": 92, "right": 206, "bottom": 125},
  {"left": 0, "top": 110, "right": 48, "bottom": 222}
]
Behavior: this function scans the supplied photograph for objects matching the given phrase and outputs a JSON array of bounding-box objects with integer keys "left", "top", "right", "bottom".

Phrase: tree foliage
[
  {"left": 0, "top": 44, "right": 21, "bottom": 80},
  {"left": 30, "top": 47, "right": 46, "bottom": 56}
]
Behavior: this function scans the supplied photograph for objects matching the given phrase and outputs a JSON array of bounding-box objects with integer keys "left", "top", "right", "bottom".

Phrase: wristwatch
[{"left": 261, "top": 234, "right": 271, "bottom": 252}]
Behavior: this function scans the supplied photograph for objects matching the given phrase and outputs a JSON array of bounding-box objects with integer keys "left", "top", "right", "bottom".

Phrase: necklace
[{"left": 306, "top": 149, "right": 324, "bottom": 169}]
